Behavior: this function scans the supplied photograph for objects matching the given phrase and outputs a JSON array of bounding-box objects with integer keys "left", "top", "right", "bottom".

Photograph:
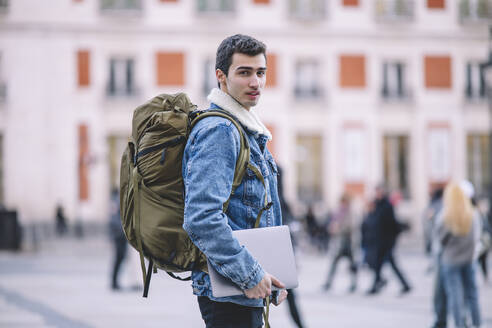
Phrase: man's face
[{"left": 217, "top": 53, "right": 266, "bottom": 110}]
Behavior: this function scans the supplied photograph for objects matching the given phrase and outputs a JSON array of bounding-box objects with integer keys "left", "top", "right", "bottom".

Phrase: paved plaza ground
[{"left": 0, "top": 233, "right": 491, "bottom": 328}]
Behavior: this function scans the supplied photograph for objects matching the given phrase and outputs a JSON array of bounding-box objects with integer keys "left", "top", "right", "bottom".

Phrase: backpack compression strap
[{"left": 131, "top": 166, "right": 150, "bottom": 294}]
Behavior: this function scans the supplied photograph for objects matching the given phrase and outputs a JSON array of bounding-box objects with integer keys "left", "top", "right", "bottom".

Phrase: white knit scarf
[{"left": 207, "top": 88, "right": 272, "bottom": 140}]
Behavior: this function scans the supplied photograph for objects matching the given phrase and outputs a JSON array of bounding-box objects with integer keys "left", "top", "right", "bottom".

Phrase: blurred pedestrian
[
  {"left": 427, "top": 188, "right": 447, "bottom": 328},
  {"left": 55, "top": 204, "right": 68, "bottom": 236},
  {"left": 277, "top": 165, "right": 305, "bottom": 328},
  {"left": 474, "top": 197, "right": 491, "bottom": 283},
  {"left": 434, "top": 181, "right": 482, "bottom": 328},
  {"left": 323, "top": 193, "right": 358, "bottom": 293},
  {"left": 305, "top": 205, "right": 329, "bottom": 252},
  {"left": 108, "top": 188, "right": 127, "bottom": 291},
  {"left": 361, "top": 200, "right": 377, "bottom": 270},
  {"left": 366, "top": 186, "right": 411, "bottom": 295},
  {"left": 423, "top": 187, "right": 444, "bottom": 256}
]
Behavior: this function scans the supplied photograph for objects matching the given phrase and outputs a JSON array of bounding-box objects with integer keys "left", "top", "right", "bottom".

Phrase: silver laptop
[{"left": 207, "top": 225, "right": 298, "bottom": 298}]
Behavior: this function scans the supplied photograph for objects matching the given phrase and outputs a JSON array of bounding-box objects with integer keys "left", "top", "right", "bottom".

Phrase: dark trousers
[
  {"left": 197, "top": 296, "right": 263, "bottom": 328},
  {"left": 372, "top": 250, "right": 410, "bottom": 291},
  {"left": 432, "top": 265, "right": 447, "bottom": 328},
  {"left": 325, "top": 248, "right": 357, "bottom": 289},
  {"left": 286, "top": 289, "right": 304, "bottom": 328},
  {"left": 111, "top": 238, "right": 127, "bottom": 289},
  {"left": 478, "top": 251, "right": 488, "bottom": 281}
]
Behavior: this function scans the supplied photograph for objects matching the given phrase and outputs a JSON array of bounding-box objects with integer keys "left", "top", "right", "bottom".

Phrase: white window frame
[
  {"left": 343, "top": 128, "right": 366, "bottom": 183},
  {"left": 289, "top": 0, "right": 326, "bottom": 20},
  {"left": 465, "top": 60, "right": 486, "bottom": 101},
  {"left": 294, "top": 59, "right": 323, "bottom": 101},
  {"left": 107, "top": 56, "right": 137, "bottom": 97},
  {"left": 197, "top": 0, "right": 236, "bottom": 14},
  {"left": 428, "top": 127, "right": 451, "bottom": 183}
]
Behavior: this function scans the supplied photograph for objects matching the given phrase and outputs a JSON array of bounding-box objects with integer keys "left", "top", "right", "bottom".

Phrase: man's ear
[{"left": 216, "top": 69, "right": 227, "bottom": 88}]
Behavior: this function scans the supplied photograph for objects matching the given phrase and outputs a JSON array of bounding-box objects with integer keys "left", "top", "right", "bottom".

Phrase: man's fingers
[{"left": 269, "top": 274, "right": 286, "bottom": 289}]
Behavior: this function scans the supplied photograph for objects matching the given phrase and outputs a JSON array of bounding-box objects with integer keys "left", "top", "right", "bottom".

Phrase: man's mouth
[{"left": 246, "top": 91, "right": 260, "bottom": 99}]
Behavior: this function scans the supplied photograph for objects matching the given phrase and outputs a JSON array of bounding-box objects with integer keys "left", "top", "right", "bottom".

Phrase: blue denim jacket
[{"left": 182, "top": 104, "right": 282, "bottom": 307}]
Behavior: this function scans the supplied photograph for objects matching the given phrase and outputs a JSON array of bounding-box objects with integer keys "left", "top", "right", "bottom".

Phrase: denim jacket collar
[{"left": 207, "top": 88, "right": 272, "bottom": 140}]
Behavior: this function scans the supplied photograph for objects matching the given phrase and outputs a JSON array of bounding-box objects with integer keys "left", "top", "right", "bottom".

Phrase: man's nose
[{"left": 249, "top": 75, "right": 260, "bottom": 88}]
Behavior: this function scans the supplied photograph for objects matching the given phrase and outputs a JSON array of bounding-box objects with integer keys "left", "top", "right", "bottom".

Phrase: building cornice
[{"left": 0, "top": 22, "right": 487, "bottom": 42}]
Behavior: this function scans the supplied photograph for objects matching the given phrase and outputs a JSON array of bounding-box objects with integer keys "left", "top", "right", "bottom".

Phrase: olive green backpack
[{"left": 119, "top": 93, "right": 256, "bottom": 297}]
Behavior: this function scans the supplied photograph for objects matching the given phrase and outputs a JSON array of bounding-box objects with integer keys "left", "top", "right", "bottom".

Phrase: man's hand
[
  {"left": 244, "top": 273, "right": 285, "bottom": 300},
  {"left": 272, "top": 289, "right": 288, "bottom": 306}
]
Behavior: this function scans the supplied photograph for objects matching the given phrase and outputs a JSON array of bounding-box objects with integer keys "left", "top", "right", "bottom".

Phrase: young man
[{"left": 182, "top": 34, "right": 287, "bottom": 327}]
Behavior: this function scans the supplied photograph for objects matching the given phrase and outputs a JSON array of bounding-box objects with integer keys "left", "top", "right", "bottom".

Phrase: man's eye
[
  {"left": 239, "top": 71, "right": 249, "bottom": 76},
  {"left": 257, "top": 71, "right": 266, "bottom": 77}
]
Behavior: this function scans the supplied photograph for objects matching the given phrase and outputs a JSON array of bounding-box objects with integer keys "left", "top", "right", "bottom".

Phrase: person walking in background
[
  {"left": 55, "top": 204, "right": 68, "bottom": 236},
  {"left": 427, "top": 187, "right": 447, "bottom": 328},
  {"left": 424, "top": 187, "right": 444, "bottom": 256},
  {"left": 473, "top": 195, "right": 491, "bottom": 283},
  {"left": 305, "top": 205, "right": 329, "bottom": 252},
  {"left": 361, "top": 200, "right": 377, "bottom": 273},
  {"left": 366, "top": 186, "right": 411, "bottom": 295},
  {"left": 277, "top": 165, "right": 305, "bottom": 328},
  {"left": 434, "top": 182, "right": 482, "bottom": 328},
  {"left": 108, "top": 188, "right": 127, "bottom": 291},
  {"left": 323, "top": 193, "right": 358, "bottom": 293}
]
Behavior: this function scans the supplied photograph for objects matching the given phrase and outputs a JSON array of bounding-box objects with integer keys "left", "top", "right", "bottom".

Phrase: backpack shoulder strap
[{"left": 190, "top": 110, "right": 250, "bottom": 213}]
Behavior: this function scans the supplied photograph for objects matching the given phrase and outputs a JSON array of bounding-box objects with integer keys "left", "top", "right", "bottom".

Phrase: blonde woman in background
[{"left": 434, "top": 182, "right": 482, "bottom": 328}]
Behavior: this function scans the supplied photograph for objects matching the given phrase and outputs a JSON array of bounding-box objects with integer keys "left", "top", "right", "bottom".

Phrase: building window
[
  {"left": 427, "top": 0, "right": 445, "bottom": 9},
  {"left": 383, "top": 135, "right": 410, "bottom": 198},
  {"left": 382, "top": 61, "right": 410, "bottom": 101},
  {"left": 343, "top": 127, "right": 365, "bottom": 183},
  {"left": 467, "top": 134, "right": 490, "bottom": 196},
  {"left": 289, "top": 0, "right": 326, "bottom": 20},
  {"left": 465, "top": 61, "right": 485, "bottom": 101},
  {"left": 197, "top": 0, "right": 235, "bottom": 13},
  {"left": 425, "top": 56, "right": 452, "bottom": 89},
  {"left": 375, "top": 0, "right": 415, "bottom": 21},
  {"left": 107, "top": 57, "right": 137, "bottom": 97},
  {"left": 428, "top": 126, "right": 451, "bottom": 185},
  {"left": 0, "top": 0, "right": 8, "bottom": 10},
  {"left": 156, "top": 52, "right": 185, "bottom": 86},
  {"left": 339, "top": 55, "right": 366, "bottom": 88},
  {"left": 294, "top": 60, "right": 323, "bottom": 100},
  {"left": 77, "top": 50, "right": 90, "bottom": 88},
  {"left": 203, "top": 58, "right": 217, "bottom": 97},
  {"left": 100, "top": 0, "right": 142, "bottom": 12},
  {"left": 78, "top": 124, "right": 90, "bottom": 201},
  {"left": 108, "top": 135, "right": 129, "bottom": 189},
  {"left": 459, "top": 0, "right": 492, "bottom": 23},
  {"left": 296, "top": 134, "right": 323, "bottom": 203},
  {"left": 343, "top": 0, "right": 359, "bottom": 7},
  {"left": 266, "top": 54, "right": 277, "bottom": 88}
]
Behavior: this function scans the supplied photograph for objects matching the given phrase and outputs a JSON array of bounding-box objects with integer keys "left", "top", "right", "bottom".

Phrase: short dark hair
[{"left": 215, "top": 34, "right": 267, "bottom": 78}]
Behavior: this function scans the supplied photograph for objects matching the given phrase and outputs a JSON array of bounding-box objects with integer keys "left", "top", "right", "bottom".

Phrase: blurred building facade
[{"left": 0, "top": 0, "right": 490, "bottom": 231}]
